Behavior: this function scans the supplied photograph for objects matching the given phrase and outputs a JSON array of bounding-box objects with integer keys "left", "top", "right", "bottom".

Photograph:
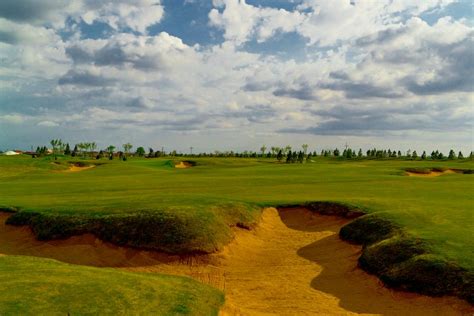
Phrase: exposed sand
[
  {"left": 406, "top": 169, "right": 457, "bottom": 177},
  {"left": 67, "top": 164, "right": 95, "bottom": 172},
  {"left": 0, "top": 210, "right": 472, "bottom": 315},
  {"left": 175, "top": 161, "right": 192, "bottom": 169}
]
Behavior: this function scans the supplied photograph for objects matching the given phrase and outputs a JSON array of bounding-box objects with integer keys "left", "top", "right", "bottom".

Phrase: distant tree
[
  {"left": 334, "top": 148, "right": 340, "bottom": 157},
  {"left": 286, "top": 150, "right": 292, "bottom": 163},
  {"left": 277, "top": 150, "right": 283, "bottom": 162},
  {"left": 123, "top": 143, "right": 133, "bottom": 159},
  {"left": 136, "top": 146, "right": 146, "bottom": 157},
  {"left": 148, "top": 148, "right": 154, "bottom": 158},
  {"left": 397, "top": 150, "right": 402, "bottom": 157},
  {"left": 297, "top": 151, "right": 304, "bottom": 163},
  {"left": 438, "top": 152, "right": 444, "bottom": 159},
  {"left": 284, "top": 145, "right": 292, "bottom": 155},
  {"left": 306, "top": 152, "right": 312, "bottom": 162},
  {"left": 302, "top": 144, "right": 308, "bottom": 156},
  {"left": 292, "top": 151, "right": 297, "bottom": 163},
  {"left": 448, "top": 149, "right": 456, "bottom": 159},
  {"left": 421, "top": 151, "right": 427, "bottom": 160},
  {"left": 458, "top": 151, "right": 464, "bottom": 159},
  {"left": 406, "top": 150, "right": 411, "bottom": 158},
  {"left": 260, "top": 145, "right": 267, "bottom": 157},
  {"left": 64, "top": 143, "right": 71, "bottom": 155},
  {"left": 50, "top": 139, "right": 63, "bottom": 159},
  {"left": 412, "top": 151, "right": 418, "bottom": 159},
  {"left": 431, "top": 150, "right": 437, "bottom": 160},
  {"left": 470, "top": 151, "right": 474, "bottom": 159},
  {"left": 358, "top": 149, "right": 363, "bottom": 158}
]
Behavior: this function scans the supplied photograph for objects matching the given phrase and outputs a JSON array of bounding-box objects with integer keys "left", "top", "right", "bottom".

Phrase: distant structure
[{"left": 3, "top": 150, "right": 20, "bottom": 156}]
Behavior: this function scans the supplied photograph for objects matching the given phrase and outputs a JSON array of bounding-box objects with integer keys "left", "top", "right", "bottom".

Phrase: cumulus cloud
[{"left": 0, "top": 0, "right": 472, "bottom": 152}]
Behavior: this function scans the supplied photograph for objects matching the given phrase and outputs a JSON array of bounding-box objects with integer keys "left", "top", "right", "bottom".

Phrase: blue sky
[{"left": 0, "top": 0, "right": 472, "bottom": 153}]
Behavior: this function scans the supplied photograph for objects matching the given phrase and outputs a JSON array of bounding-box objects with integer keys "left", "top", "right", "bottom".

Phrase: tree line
[{"left": 31, "top": 139, "right": 473, "bottom": 162}]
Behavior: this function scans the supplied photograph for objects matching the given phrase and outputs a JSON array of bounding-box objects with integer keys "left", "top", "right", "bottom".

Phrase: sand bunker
[
  {"left": 67, "top": 164, "right": 95, "bottom": 172},
  {"left": 406, "top": 169, "right": 457, "bottom": 177},
  {"left": 0, "top": 210, "right": 471, "bottom": 315},
  {"left": 175, "top": 161, "right": 192, "bottom": 169}
]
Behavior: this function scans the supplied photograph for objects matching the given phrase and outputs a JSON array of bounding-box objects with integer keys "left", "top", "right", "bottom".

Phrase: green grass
[
  {"left": 0, "top": 255, "right": 224, "bottom": 315},
  {"left": 0, "top": 155, "right": 473, "bottom": 302}
]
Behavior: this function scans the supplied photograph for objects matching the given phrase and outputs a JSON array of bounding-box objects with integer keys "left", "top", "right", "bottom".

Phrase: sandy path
[{"left": 0, "top": 210, "right": 472, "bottom": 315}]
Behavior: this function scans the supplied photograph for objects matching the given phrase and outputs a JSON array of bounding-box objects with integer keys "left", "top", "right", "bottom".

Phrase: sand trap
[
  {"left": 175, "top": 161, "right": 192, "bottom": 169},
  {"left": 0, "top": 210, "right": 472, "bottom": 315},
  {"left": 406, "top": 169, "right": 457, "bottom": 177},
  {"left": 67, "top": 164, "right": 95, "bottom": 172}
]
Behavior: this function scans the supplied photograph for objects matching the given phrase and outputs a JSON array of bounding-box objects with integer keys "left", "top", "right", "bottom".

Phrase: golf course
[{"left": 0, "top": 154, "right": 473, "bottom": 315}]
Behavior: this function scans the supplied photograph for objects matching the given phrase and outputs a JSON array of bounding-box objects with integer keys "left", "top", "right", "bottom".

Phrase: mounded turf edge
[
  {"left": 291, "top": 201, "right": 473, "bottom": 304},
  {"left": 339, "top": 212, "right": 473, "bottom": 304},
  {"left": 4, "top": 204, "right": 261, "bottom": 254}
]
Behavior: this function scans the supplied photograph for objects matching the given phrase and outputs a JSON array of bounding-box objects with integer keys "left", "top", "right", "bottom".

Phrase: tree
[
  {"left": 412, "top": 150, "right": 418, "bottom": 159},
  {"left": 123, "top": 143, "right": 133, "bottom": 160},
  {"left": 286, "top": 150, "right": 292, "bottom": 163},
  {"left": 148, "top": 148, "right": 154, "bottom": 158},
  {"left": 421, "top": 151, "right": 426, "bottom": 160},
  {"left": 72, "top": 145, "right": 78, "bottom": 157},
  {"left": 284, "top": 145, "right": 292, "bottom": 155},
  {"left": 302, "top": 144, "right": 308, "bottom": 156},
  {"left": 458, "top": 151, "right": 464, "bottom": 159},
  {"left": 448, "top": 149, "right": 456, "bottom": 159},
  {"left": 136, "top": 146, "right": 146, "bottom": 157},
  {"left": 438, "top": 152, "right": 444, "bottom": 159},
  {"left": 277, "top": 150, "right": 283, "bottom": 162},
  {"left": 64, "top": 143, "right": 71, "bottom": 155},
  {"left": 334, "top": 148, "right": 340, "bottom": 156},
  {"left": 292, "top": 151, "right": 297, "bottom": 163},
  {"left": 260, "top": 145, "right": 267, "bottom": 157},
  {"left": 358, "top": 149, "right": 363, "bottom": 158},
  {"left": 306, "top": 152, "right": 312, "bottom": 162},
  {"left": 297, "top": 151, "right": 304, "bottom": 163},
  {"left": 50, "top": 139, "right": 62, "bottom": 159}
]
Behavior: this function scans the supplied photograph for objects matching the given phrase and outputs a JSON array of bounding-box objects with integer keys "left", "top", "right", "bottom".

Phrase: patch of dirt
[
  {"left": 0, "top": 210, "right": 472, "bottom": 315},
  {"left": 406, "top": 169, "right": 457, "bottom": 177},
  {"left": 175, "top": 161, "right": 192, "bottom": 169}
]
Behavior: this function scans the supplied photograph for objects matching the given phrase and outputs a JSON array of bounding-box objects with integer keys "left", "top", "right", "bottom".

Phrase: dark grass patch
[
  {"left": 381, "top": 255, "right": 474, "bottom": 303},
  {"left": 0, "top": 206, "right": 19, "bottom": 213},
  {"left": 304, "top": 201, "right": 366, "bottom": 219},
  {"left": 339, "top": 214, "right": 399, "bottom": 244}
]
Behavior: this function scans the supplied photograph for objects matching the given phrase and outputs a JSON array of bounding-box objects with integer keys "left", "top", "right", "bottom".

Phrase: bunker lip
[
  {"left": 0, "top": 209, "right": 471, "bottom": 315},
  {"left": 404, "top": 168, "right": 472, "bottom": 177},
  {"left": 174, "top": 160, "right": 196, "bottom": 169}
]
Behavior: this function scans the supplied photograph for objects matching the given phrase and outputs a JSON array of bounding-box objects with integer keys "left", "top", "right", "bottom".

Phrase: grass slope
[{"left": 0, "top": 255, "right": 224, "bottom": 315}]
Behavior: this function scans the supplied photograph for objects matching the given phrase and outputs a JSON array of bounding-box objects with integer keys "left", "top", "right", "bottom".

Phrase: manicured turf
[
  {"left": 0, "top": 155, "right": 473, "bottom": 303},
  {"left": 0, "top": 255, "right": 224, "bottom": 315}
]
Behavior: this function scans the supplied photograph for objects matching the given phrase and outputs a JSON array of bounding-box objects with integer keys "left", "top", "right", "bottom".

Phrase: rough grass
[{"left": 0, "top": 255, "right": 224, "bottom": 315}]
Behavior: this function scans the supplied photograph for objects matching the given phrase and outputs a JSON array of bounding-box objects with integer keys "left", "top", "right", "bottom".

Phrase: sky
[{"left": 0, "top": 0, "right": 473, "bottom": 153}]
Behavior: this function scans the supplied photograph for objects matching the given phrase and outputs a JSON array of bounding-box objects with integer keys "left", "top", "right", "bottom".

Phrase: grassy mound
[
  {"left": 0, "top": 255, "right": 224, "bottom": 315},
  {"left": 340, "top": 213, "right": 473, "bottom": 303},
  {"left": 6, "top": 202, "right": 261, "bottom": 254},
  {"left": 304, "top": 201, "right": 365, "bottom": 218}
]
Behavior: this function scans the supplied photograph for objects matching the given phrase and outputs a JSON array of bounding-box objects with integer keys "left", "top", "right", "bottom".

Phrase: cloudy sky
[{"left": 0, "top": 0, "right": 472, "bottom": 153}]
